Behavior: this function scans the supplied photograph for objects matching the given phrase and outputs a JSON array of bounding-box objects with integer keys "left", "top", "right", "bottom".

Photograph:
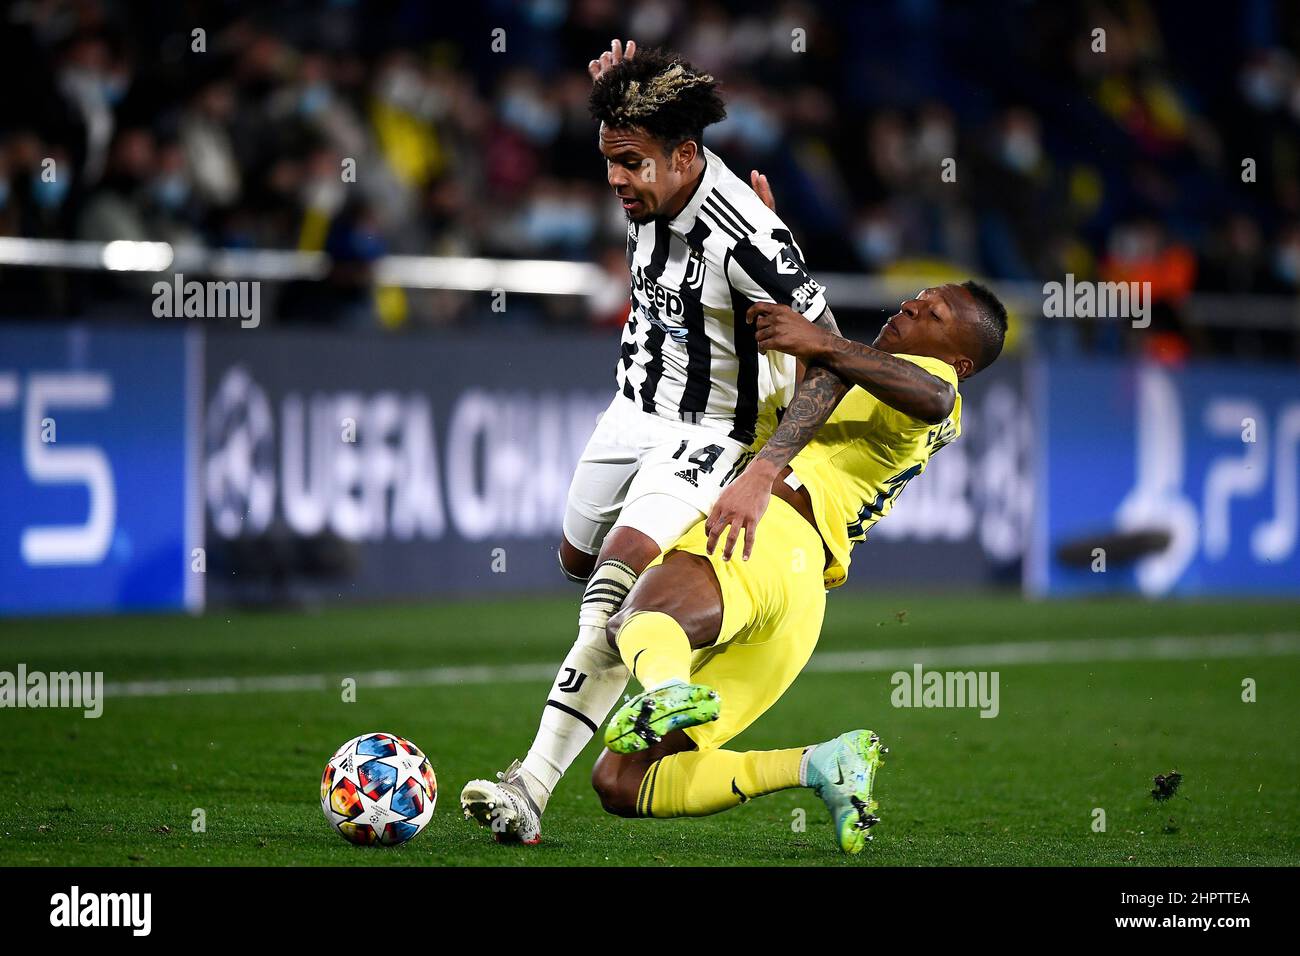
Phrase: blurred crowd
[{"left": 1, "top": 0, "right": 1298, "bottom": 358}]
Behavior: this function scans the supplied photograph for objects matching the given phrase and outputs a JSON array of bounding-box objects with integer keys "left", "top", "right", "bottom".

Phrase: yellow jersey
[{"left": 788, "top": 353, "right": 961, "bottom": 589}]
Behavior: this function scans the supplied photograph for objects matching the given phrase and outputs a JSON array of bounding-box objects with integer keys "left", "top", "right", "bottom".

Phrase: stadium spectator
[{"left": 0, "top": 0, "right": 1295, "bottom": 358}]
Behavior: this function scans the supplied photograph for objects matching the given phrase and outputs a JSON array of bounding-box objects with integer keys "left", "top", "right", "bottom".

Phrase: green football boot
[
  {"left": 603, "top": 680, "right": 721, "bottom": 754},
  {"left": 805, "top": 729, "right": 886, "bottom": 854}
]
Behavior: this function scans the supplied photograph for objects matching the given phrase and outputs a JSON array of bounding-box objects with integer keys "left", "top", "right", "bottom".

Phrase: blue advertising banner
[
  {"left": 1030, "top": 358, "right": 1300, "bottom": 597},
  {"left": 2, "top": 319, "right": 1028, "bottom": 611},
  {"left": 201, "top": 329, "right": 613, "bottom": 603},
  {"left": 201, "top": 329, "right": 1028, "bottom": 605},
  {"left": 0, "top": 325, "right": 199, "bottom": 614}
]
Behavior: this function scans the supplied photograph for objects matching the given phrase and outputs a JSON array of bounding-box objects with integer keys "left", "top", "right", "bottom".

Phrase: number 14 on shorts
[{"left": 671, "top": 440, "right": 754, "bottom": 488}]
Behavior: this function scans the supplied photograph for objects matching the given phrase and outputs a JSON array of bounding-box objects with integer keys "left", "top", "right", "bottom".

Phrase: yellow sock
[
  {"left": 637, "top": 747, "right": 806, "bottom": 817},
  {"left": 616, "top": 611, "right": 693, "bottom": 690}
]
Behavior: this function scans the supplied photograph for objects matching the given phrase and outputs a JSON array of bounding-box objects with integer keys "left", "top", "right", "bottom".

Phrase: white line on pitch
[
  {"left": 99, "top": 632, "right": 1300, "bottom": 699},
  {"left": 808, "top": 631, "right": 1300, "bottom": 672}
]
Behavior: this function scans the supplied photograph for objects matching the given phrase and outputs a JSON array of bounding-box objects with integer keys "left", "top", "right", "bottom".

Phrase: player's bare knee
[
  {"left": 591, "top": 758, "right": 641, "bottom": 818},
  {"left": 558, "top": 538, "right": 596, "bottom": 583},
  {"left": 596, "top": 525, "right": 662, "bottom": 573}
]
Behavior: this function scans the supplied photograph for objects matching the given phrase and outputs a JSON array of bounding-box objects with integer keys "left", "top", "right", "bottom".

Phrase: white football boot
[{"left": 460, "top": 759, "right": 543, "bottom": 845}]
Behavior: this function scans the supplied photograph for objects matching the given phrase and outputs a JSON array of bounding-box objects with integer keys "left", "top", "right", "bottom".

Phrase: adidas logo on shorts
[{"left": 675, "top": 468, "right": 699, "bottom": 487}]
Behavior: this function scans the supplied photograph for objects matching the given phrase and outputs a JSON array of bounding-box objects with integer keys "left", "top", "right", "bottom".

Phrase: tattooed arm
[
  {"left": 751, "top": 302, "right": 956, "bottom": 425},
  {"left": 705, "top": 307, "right": 850, "bottom": 560}
]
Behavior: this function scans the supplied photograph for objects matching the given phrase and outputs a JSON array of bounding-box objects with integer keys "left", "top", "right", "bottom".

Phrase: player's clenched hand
[
  {"left": 750, "top": 170, "right": 775, "bottom": 212},
  {"left": 748, "top": 302, "right": 832, "bottom": 361},
  {"left": 588, "top": 39, "right": 636, "bottom": 81},
  {"left": 706, "top": 466, "right": 775, "bottom": 561}
]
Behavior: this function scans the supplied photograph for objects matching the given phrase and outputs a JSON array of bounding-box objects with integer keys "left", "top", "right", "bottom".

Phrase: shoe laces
[{"left": 495, "top": 759, "right": 539, "bottom": 816}]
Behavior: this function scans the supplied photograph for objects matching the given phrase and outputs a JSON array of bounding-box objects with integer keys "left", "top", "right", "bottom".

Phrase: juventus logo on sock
[{"left": 557, "top": 667, "right": 587, "bottom": 693}]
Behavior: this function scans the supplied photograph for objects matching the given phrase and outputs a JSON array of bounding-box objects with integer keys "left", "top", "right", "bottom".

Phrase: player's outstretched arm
[
  {"left": 588, "top": 39, "right": 636, "bottom": 81},
  {"left": 751, "top": 302, "right": 955, "bottom": 425},
  {"left": 705, "top": 309, "right": 850, "bottom": 561}
]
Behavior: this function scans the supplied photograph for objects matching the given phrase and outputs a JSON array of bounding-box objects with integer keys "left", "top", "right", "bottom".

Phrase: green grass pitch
[{"left": 1, "top": 594, "right": 1297, "bottom": 866}]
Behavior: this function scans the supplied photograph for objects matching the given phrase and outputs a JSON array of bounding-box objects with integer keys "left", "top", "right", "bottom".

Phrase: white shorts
[{"left": 562, "top": 393, "right": 755, "bottom": 555}]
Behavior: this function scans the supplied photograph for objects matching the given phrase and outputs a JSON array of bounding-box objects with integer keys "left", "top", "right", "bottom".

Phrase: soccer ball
[{"left": 321, "top": 732, "right": 437, "bottom": 846}]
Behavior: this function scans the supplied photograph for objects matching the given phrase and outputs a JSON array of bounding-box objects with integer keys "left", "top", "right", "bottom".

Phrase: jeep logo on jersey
[{"left": 631, "top": 266, "right": 686, "bottom": 319}]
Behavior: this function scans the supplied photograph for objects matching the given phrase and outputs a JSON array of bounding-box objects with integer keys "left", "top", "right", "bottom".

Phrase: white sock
[
  {"left": 520, "top": 559, "right": 638, "bottom": 812},
  {"left": 798, "top": 745, "right": 817, "bottom": 787}
]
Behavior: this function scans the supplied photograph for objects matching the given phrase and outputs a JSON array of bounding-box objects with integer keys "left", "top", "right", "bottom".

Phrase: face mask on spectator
[
  {"left": 300, "top": 83, "right": 331, "bottom": 117},
  {"left": 854, "top": 219, "right": 900, "bottom": 266},
  {"left": 716, "top": 101, "right": 780, "bottom": 153},
  {"left": 1001, "top": 131, "right": 1040, "bottom": 173},
  {"left": 1241, "top": 65, "right": 1285, "bottom": 110},
  {"left": 916, "top": 120, "right": 955, "bottom": 162},
  {"left": 523, "top": 197, "right": 595, "bottom": 248},
  {"left": 152, "top": 173, "right": 190, "bottom": 211},
  {"left": 501, "top": 91, "right": 560, "bottom": 144},
  {"left": 1274, "top": 243, "right": 1300, "bottom": 286},
  {"left": 31, "top": 172, "right": 70, "bottom": 209},
  {"left": 378, "top": 66, "right": 429, "bottom": 115},
  {"left": 303, "top": 177, "right": 345, "bottom": 215},
  {"left": 101, "top": 74, "right": 129, "bottom": 105}
]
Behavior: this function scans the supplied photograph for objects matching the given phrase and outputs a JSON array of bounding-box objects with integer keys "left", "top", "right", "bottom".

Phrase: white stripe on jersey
[{"left": 615, "top": 147, "right": 829, "bottom": 447}]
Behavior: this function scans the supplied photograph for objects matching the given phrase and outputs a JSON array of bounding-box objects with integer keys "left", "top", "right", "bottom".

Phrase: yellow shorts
[{"left": 648, "top": 494, "right": 827, "bottom": 750}]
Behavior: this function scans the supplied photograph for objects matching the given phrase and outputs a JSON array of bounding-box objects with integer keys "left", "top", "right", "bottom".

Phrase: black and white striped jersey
[{"left": 616, "top": 147, "right": 829, "bottom": 447}]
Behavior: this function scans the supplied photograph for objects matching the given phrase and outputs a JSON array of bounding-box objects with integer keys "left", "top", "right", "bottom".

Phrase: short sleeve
[
  {"left": 897, "top": 353, "right": 958, "bottom": 388},
  {"left": 871, "top": 354, "right": 959, "bottom": 431}
]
